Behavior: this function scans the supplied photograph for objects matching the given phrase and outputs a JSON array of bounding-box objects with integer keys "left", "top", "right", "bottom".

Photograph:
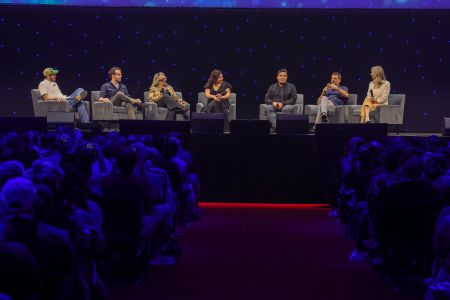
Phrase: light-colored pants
[
  {"left": 111, "top": 91, "right": 136, "bottom": 120},
  {"left": 314, "top": 96, "right": 336, "bottom": 127},
  {"left": 264, "top": 104, "right": 295, "bottom": 128},
  {"left": 67, "top": 88, "right": 89, "bottom": 123}
]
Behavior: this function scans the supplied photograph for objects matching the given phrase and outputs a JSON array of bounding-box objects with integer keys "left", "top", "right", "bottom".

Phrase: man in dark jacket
[{"left": 264, "top": 69, "right": 298, "bottom": 130}]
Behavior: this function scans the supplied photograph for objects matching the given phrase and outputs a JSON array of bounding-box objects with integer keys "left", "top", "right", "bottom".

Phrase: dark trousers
[
  {"left": 203, "top": 99, "right": 230, "bottom": 131},
  {"left": 203, "top": 99, "right": 230, "bottom": 113},
  {"left": 158, "top": 95, "right": 188, "bottom": 120}
]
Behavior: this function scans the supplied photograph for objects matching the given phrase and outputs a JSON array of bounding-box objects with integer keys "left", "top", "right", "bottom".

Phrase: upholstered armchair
[
  {"left": 304, "top": 94, "right": 358, "bottom": 124},
  {"left": 143, "top": 91, "right": 189, "bottom": 121},
  {"left": 90, "top": 91, "right": 143, "bottom": 121},
  {"left": 196, "top": 92, "right": 237, "bottom": 121},
  {"left": 347, "top": 94, "right": 406, "bottom": 132},
  {"left": 259, "top": 94, "right": 304, "bottom": 120},
  {"left": 31, "top": 89, "right": 90, "bottom": 119}
]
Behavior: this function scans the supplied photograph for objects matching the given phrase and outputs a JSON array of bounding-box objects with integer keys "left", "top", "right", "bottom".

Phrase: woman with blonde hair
[
  {"left": 148, "top": 72, "right": 190, "bottom": 120},
  {"left": 360, "top": 66, "right": 391, "bottom": 123}
]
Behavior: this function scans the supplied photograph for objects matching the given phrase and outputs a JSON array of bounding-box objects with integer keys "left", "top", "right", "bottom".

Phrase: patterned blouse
[{"left": 148, "top": 85, "right": 186, "bottom": 105}]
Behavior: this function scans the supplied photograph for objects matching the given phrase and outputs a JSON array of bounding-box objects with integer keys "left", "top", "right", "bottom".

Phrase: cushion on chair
[
  {"left": 112, "top": 106, "right": 127, "bottom": 113},
  {"left": 305, "top": 105, "right": 336, "bottom": 116},
  {"left": 352, "top": 107, "right": 361, "bottom": 116}
]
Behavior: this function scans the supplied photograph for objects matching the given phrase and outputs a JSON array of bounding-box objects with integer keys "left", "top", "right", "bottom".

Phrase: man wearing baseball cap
[{"left": 38, "top": 68, "right": 90, "bottom": 123}]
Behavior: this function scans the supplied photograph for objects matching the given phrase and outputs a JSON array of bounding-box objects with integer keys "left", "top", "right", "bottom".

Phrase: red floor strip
[{"left": 199, "top": 202, "right": 329, "bottom": 209}]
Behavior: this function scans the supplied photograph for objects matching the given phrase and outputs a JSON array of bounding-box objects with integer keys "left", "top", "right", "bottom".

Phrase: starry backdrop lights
[
  {"left": 1, "top": 0, "right": 450, "bottom": 8},
  {"left": 0, "top": 7, "right": 449, "bottom": 132}
]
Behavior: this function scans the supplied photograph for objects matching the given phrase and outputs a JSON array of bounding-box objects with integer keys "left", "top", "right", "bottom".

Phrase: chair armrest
[
  {"left": 304, "top": 104, "right": 318, "bottom": 115},
  {"left": 259, "top": 104, "right": 267, "bottom": 120},
  {"left": 293, "top": 103, "right": 303, "bottom": 114},
  {"left": 334, "top": 105, "right": 348, "bottom": 123},
  {"left": 196, "top": 103, "right": 204, "bottom": 113},
  {"left": 377, "top": 105, "right": 402, "bottom": 124},
  {"left": 92, "top": 101, "right": 113, "bottom": 121},
  {"left": 145, "top": 102, "right": 157, "bottom": 120},
  {"left": 228, "top": 104, "right": 236, "bottom": 121}
]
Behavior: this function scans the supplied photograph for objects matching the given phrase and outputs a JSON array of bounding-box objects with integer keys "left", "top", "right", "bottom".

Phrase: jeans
[
  {"left": 66, "top": 88, "right": 89, "bottom": 123},
  {"left": 264, "top": 104, "right": 294, "bottom": 128}
]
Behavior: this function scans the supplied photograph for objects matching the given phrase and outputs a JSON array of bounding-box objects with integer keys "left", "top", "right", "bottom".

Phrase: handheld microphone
[{"left": 370, "top": 90, "right": 374, "bottom": 98}]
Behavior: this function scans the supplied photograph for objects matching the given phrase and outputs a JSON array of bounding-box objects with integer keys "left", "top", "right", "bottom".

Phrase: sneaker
[
  {"left": 349, "top": 249, "right": 368, "bottom": 261},
  {"left": 75, "top": 90, "right": 88, "bottom": 102},
  {"left": 179, "top": 104, "right": 190, "bottom": 113},
  {"left": 148, "top": 255, "right": 176, "bottom": 266},
  {"left": 321, "top": 113, "right": 329, "bottom": 123}
]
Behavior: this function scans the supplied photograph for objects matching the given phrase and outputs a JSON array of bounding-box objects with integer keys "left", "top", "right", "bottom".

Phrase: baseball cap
[{"left": 42, "top": 67, "right": 59, "bottom": 77}]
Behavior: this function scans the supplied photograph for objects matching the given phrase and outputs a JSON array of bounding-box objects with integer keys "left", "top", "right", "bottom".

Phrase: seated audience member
[
  {"left": 264, "top": 69, "right": 298, "bottom": 131},
  {"left": 0, "top": 126, "right": 201, "bottom": 294},
  {"left": 101, "top": 146, "right": 175, "bottom": 265},
  {"left": 0, "top": 241, "right": 40, "bottom": 300},
  {"left": 98, "top": 67, "right": 144, "bottom": 120},
  {"left": 313, "top": 72, "right": 349, "bottom": 130},
  {"left": 148, "top": 72, "right": 190, "bottom": 120},
  {"left": 38, "top": 67, "right": 90, "bottom": 123},
  {"left": 360, "top": 66, "right": 391, "bottom": 123},
  {"left": 1, "top": 177, "right": 78, "bottom": 299}
]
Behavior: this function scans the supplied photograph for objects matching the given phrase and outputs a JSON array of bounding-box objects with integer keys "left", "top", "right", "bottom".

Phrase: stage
[{"left": 190, "top": 131, "right": 449, "bottom": 203}]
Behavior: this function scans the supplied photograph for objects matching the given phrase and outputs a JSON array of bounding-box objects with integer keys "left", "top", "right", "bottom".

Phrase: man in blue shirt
[
  {"left": 314, "top": 72, "right": 349, "bottom": 128},
  {"left": 98, "top": 67, "right": 143, "bottom": 119}
]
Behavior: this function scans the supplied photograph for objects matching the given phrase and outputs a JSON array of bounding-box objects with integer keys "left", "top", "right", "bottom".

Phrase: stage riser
[{"left": 190, "top": 134, "right": 449, "bottom": 203}]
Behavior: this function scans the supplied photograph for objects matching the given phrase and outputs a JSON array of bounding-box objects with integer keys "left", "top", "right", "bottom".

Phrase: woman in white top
[{"left": 360, "top": 66, "right": 391, "bottom": 123}]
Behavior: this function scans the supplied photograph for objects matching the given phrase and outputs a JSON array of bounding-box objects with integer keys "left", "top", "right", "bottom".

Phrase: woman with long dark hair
[{"left": 202, "top": 69, "right": 232, "bottom": 114}]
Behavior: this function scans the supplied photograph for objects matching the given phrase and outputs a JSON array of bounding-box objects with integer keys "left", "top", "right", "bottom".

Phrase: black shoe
[
  {"left": 178, "top": 105, "right": 190, "bottom": 113},
  {"left": 270, "top": 127, "right": 276, "bottom": 134},
  {"left": 321, "top": 113, "right": 329, "bottom": 123},
  {"left": 309, "top": 128, "right": 316, "bottom": 134}
]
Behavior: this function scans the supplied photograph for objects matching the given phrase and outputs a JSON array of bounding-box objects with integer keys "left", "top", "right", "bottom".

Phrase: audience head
[
  {"left": 1, "top": 177, "right": 37, "bottom": 216},
  {"left": 0, "top": 161, "right": 25, "bottom": 188},
  {"left": 398, "top": 155, "right": 424, "bottom": 180},
  {"left": 116, "top": 146, "right": 137, "bottom": 174},
  {"left": 423, "top": 152, "right": 447, "bottom": 180},
  {"left": 26, "top": 160, "right": 64, "bottom": 194}
]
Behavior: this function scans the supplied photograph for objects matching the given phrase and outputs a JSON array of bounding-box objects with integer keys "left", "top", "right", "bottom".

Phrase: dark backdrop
[{"left": 1, "top": 6, "right": 449, "bottom": 132}]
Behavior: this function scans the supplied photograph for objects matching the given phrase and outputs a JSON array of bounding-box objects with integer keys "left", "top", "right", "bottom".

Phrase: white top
[
  {"left": 367, "top": 80, "right": 390, "bottom": 104},
  {"left": 38, "top": 79, "right": 65, "bottom": 99}
]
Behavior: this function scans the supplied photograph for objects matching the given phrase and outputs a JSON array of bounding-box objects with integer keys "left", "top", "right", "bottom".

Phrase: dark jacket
[{"left": 264, "top": 82, "right": 298, "bottom": 106}]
